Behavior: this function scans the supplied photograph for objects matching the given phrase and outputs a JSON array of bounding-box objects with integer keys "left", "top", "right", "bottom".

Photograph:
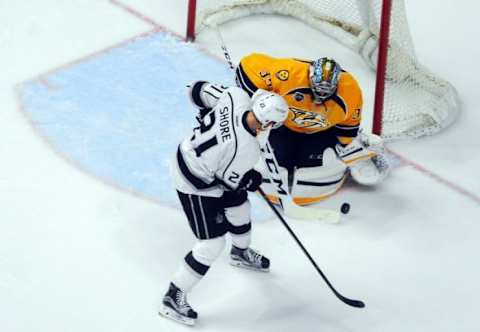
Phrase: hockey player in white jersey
[{"left": 159, "top": 81, "right": 289, "bottom": 325}]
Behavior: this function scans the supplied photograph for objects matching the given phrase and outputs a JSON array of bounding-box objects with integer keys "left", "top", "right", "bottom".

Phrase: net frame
[{"left": 186, "top": 0, "right": 460, "bottom": 140}]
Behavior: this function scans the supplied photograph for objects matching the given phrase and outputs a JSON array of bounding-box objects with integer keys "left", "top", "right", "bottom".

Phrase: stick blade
[
  {"left": 337, "top": 294, "right": 365, "bottom": 308},
  {"left": 344, "top": 298, "right": 365, "bottom": 308},
  {"left": 283, "top": 200, "right": 341, "bottom": 223}
]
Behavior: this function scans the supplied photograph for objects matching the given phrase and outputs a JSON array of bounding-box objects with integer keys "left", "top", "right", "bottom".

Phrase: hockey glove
[
  {"left": 335, "top": 130, "right": 390, "bottom": 186},
  {"left": 335, "top": 138, "right": 376, "bottom": 165},
  {"left": 238, "top": 169, "right": 263, "bottom": 192}
]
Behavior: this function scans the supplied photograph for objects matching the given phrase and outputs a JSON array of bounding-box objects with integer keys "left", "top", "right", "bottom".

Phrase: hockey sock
[
  {"left": 229, "top": 222, "right": 252, "bottom": 249},
  {"left": 172, "top": 251, "right": 209, "bottom": 292}
]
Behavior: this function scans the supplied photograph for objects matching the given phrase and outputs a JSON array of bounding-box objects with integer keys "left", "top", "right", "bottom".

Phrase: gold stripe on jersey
[{"left": 237, "top": 53, "right": 363, "bottom": 138}]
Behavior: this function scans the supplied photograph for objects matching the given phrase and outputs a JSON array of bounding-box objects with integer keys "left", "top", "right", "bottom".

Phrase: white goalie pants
[{"left": 256, "top": 147, "right": 348, "bottom": 205}]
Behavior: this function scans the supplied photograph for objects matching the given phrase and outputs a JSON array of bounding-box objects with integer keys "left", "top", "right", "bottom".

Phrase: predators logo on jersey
[
  {"left": 236, "top": 53, "right": 363, "bottom": 143},
  {"left": 289, "top": 108, "right": 330, "bottom": 129},
  {"left": 276, "top": 70, "right": 289, "bottom": 81}
]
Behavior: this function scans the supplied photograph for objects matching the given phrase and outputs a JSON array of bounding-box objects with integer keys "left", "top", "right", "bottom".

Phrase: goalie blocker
[{"left": 256, "top": 129, "right": 390, "bottom": 205}]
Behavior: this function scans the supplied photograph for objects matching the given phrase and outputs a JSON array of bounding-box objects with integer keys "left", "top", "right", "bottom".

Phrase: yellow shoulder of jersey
[
  {"left": 336, "top": 72, "right": 363, "bottom": 124},
  {"left": 238, "top": 53, "right": 311, "bottom": 94}
]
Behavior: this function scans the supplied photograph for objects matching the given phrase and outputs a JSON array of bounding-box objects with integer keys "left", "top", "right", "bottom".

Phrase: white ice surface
[{"left": 1, "top": 1, "right": 479, "bottom": 331}]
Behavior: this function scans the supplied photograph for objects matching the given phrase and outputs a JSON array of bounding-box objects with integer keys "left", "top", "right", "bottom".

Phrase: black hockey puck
[{"left": 341, "top": 202, "right": 350, "bottom": 214}]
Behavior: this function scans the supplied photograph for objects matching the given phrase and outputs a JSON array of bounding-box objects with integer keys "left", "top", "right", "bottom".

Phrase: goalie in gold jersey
[{"left": 236, "top": 53, "right": 390, "bottom": 205}]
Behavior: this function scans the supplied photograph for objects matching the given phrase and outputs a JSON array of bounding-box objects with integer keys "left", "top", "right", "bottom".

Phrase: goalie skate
[
  {"left": 230, "top": 246, "right": 270, "bottom": 272},
  {"left": 159, "top": 283, "right": 198, "bottom": 326}
]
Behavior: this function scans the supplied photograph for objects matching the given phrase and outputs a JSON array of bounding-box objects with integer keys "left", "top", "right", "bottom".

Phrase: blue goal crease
[{"left": 17, "top": 30, "right": 273, "bottom": 220}]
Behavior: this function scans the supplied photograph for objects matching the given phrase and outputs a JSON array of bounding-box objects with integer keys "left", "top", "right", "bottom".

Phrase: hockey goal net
[{"left": 186, "top": 0, "right": 460, "bottom": 140}]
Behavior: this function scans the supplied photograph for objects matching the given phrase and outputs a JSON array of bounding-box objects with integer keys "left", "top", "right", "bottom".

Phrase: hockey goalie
[{"left": 235, "top": 53, "right": 390, "bottom": 205}]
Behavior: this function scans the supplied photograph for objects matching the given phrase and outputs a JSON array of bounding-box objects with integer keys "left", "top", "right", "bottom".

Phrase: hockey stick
[
  {"left": 261, "top": 141, "right": 341, "bottom": 223},
  {"left": 213, "top": 24, "right": 340, "bottom": 223},
  {"left": 213, "top": 23, "right": 235, "bottom": 70},
  {"left": 257, "top": 186, "right": 365, "bottom": 308}
]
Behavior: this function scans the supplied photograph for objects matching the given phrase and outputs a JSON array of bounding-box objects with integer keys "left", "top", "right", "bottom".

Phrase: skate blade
[
  {"left": 159, "top": 305, "right": 196, "bottom": 326},
  {"left": 230, "top": 260, "right": 269, "bottom": 272}
]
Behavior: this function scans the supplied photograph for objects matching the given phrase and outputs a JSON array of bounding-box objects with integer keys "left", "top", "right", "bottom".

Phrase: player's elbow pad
[{"left": 188, "top": 81, "right": 226, "bottom": 109}]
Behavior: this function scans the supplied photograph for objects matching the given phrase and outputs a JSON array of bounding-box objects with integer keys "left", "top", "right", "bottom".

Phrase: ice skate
[
  {"left": 159, "top": 283, "right": 198, "bottom": 326},
  {"left": 230, "top": 246, "right": 270, "bottom": 272}
]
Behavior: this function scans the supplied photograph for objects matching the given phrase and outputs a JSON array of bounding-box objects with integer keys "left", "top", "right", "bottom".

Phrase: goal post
[
  {"left": 186, "top": 0, "right": 197, "bottom": 42},
  {"left": 186, "top": 0, "right": 460, "bottom": 140},
  {"left": 372, "top": 0, "right": 392, "bottom": 136}
]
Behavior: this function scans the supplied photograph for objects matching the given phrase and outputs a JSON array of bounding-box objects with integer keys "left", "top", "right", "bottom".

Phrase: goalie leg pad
[
  {"left": 254, "top": 159, "right": 289, "bottom": 205},
  {"left": 291, "top": 162, "right": 348, "bottom": 206},
  {"left": 256, "top": 147, "right": 348, "bottom": 205},
  {"left": 350, "top": 154, "right": 390, "bottom": 186}
]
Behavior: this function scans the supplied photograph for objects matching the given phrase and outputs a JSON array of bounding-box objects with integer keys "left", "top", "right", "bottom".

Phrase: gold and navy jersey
[{"left": 236, "top": 53, "right": 363, "bottom": 144}]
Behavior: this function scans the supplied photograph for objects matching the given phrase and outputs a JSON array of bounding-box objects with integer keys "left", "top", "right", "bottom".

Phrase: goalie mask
[{"left": 309, "top": 57, "right": 342, "bottom": 103}]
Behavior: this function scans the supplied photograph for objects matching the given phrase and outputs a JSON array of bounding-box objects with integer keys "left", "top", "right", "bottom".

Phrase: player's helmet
[
  {"left": 251, "top": 89, "right": 289, "bottom": 130},
  {"left": 309, "top": 57, "right": 342, "bottom": 103}
]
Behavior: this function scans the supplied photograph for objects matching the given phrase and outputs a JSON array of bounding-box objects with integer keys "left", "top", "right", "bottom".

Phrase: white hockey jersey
[{"left": 174, "top": 84, "right": 261, "bottom": 197}]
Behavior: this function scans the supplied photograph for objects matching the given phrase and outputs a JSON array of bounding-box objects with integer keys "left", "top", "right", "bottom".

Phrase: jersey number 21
[{"left": 191, "top": 111, "right": 218, "bottom": 157}]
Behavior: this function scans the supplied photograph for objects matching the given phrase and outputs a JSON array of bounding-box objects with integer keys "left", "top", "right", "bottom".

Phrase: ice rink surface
[{"left": 1, "top": 1, "right": 479, "bottom": 331}]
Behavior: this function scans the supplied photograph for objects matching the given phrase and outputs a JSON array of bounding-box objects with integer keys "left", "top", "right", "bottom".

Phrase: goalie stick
[
  {"left": 212, "top": 23, "right": 340, "bottom": 223},
  {"left": 258, "top": 186, "right": 365, "bottom": 308},
  {"left": 212, "top": 22, "right": 235, "bottom": 70}
]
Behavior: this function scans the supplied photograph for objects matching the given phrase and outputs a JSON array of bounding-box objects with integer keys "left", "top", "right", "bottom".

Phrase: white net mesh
[{"left": 191, "top": 0, "right": 460, "bottom": 140}]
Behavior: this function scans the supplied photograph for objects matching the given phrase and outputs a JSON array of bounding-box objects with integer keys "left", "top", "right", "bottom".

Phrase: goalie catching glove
[{"left": 335, "top": 130, "right": 390, "bottom": 186}]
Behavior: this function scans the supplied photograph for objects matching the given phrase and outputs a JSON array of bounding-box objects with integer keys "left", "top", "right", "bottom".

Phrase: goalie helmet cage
[{"left": 185, "top": 0, "right": 460, "bottom": 140}]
